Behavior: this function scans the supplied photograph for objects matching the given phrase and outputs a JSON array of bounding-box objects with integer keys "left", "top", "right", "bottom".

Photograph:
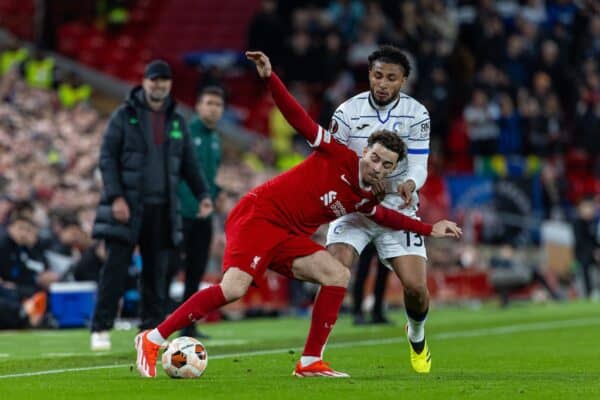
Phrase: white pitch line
[
  {"left": 432, "top": 317, "right": 600, "bottom": 339},
  {"left": 1, "top": 316, "right": 599, "bottom": 380}
]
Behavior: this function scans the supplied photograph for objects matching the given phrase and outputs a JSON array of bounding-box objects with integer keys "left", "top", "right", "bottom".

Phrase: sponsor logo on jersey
[
  {"left": 340, "top": 174, "right": 351, "bottom": 186},
  {"left": 320, "top": 191, "right": 337, "bottom": 206},
  {"left": 250, "top": 256, "right": 261, "bottom": 269},
  {"left": 320, "top": 191, "right": 347, "bottom": 217},
  {"left": 356, "top": 123, "right": 370, "bottom": 130}
]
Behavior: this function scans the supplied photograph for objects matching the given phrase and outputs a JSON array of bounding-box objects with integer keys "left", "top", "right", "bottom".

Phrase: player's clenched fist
[{"left": 246, "top": 51, "right": 272, "bottom": 79}]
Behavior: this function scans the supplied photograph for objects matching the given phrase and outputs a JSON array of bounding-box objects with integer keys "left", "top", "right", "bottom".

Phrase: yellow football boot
[{"left": 406, "top": 325, "right": 431, "bottom": 373}]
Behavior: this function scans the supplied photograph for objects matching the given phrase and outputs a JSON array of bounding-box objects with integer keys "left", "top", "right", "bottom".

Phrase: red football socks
[
  {"left": 302, "top": 285, "right": 346, "bottom": 357},
  {"left": 157, "top": 285, "right": 227, "bottom": 338}
]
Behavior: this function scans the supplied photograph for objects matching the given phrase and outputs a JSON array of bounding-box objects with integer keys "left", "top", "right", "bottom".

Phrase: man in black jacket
[{"left": 90, "top": 60, "right": 213, "bottom": 351}]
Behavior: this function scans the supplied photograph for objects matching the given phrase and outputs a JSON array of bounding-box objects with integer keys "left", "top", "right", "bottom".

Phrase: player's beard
[
  {"left": 370, "top": 88, "right": 399, "bottom": 107},
  {"left": 149, "top": 90, "right": 168, "bottom": 103}
]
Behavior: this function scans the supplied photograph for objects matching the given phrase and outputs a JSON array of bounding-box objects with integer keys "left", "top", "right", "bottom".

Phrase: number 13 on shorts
[{"left": 404, "top": 231, "right": 423, "bottom": 247}]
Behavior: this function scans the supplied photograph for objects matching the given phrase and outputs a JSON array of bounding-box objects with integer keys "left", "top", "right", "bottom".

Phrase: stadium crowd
[
  {"left": 247, "top": 0, "right": 599, "bottom": 190},
  {"left": 0, "top": 0, "right": 599, "bottom": 329},
  {"left": 248, "top": 0, "right": 600, "bottom": 160}
]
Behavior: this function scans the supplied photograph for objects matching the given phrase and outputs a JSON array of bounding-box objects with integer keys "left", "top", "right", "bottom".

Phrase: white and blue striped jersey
[{"left": 329, "top": 91, "right": 430, "bottom": 212}]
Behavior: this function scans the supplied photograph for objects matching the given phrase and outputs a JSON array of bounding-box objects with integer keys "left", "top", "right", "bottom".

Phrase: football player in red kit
[{"left": 135, "top": 51, "right": 461, "bottom": 378}]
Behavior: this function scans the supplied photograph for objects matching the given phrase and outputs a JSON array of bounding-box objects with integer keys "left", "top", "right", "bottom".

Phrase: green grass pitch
[{"left": 0, "top": 301, "right": 598, "bottom": 400}]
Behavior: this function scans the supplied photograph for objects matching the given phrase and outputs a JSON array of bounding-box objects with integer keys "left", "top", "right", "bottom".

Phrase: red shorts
[{"left": 222, "top": 193, "right": 324, "bottom": 280}]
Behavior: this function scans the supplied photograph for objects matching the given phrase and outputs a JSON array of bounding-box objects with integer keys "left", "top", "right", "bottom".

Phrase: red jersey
[
  {"left": 239, "top": 73, "right": 432, "bottom": 238},
  {"left": 251, "top": 125, "right": 377, "bottom": 235}
]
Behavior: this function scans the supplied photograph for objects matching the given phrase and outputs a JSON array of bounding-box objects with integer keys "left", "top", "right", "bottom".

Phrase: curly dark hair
[
  {"left": 367, "top": 130, "right": 407, "bottom": 162},
  {"left": 367, "top": 45, "right": 411, "bottom": 78}
]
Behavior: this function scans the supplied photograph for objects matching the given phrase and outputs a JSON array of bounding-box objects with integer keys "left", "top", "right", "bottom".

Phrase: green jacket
[{"left": 178, "top": 117, "right": 221, "bottom": 218}]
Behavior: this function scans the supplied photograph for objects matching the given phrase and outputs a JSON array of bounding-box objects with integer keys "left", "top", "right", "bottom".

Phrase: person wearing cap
[{"left": 90, "top": 60, "right": 213, "bottom": 351}]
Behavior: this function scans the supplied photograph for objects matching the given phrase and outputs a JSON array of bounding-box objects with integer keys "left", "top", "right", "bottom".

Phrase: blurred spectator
[
  {"left": 318, "top": 30, "right": 347, "bottom": 85},
  {"left": 520, "top": 0, "right": 547, "bottom": 26},
  {"left": 0, "top": 37, "right": 28, "bottom": 76},
  {"left": 475, "top": 63, "right": 510, "bottom": 103},
  {"left": 318, "top": 70, "right": 354, "bottom": 127},
  {"left": 21, "top": 49, "right": 57, "bottom": 90},
  {"left": 572, "top": 196, "right": 600, "bottom": 298},
  {"left": 540, "top": 158, "right": 568, "bottom": 220},
  {"left": 105, "top": 0, "right": 130, "bottom": 35},
  {"left": 577, "top": 14, "right": 600, "bottom": 62},
  {"left": 503, "top": 35, "right": 531, "bottom": 89},
  {"left": 418, "top": 65, "right": 449, "bottom": 140},
  {"left": 473, "top": 13, "right": 506, "bottom": 67},
  {"left": 362, "top": 0, "right": 394, "bottom": 43},
  {"left": 0, "top": 211, "right": 56, "bottom": 329},
  {"left": 463, "top": 88, "right": 500, "bottom": 155},
  {"left": 347, "top": 28, "right": 379, "bottom": 69},
  {"left": 536, "top": 40, "right": 572, "bottom": 107},
  {"left": 57, "top": 72, "right": 92, "bottom": 109},
  {"left": 422, "top": 0, "right": 458, "bottom": 46},
  {"left": 281, "top": 31, "right": 321, "bottom": 83},
  {"left": 574, "top": 67, "right": 600, "bottom": 155},
  {"left": 326, "top": 0, "right": 365, "bottom": 42},
  {"left": 247, "top": 0, "right": 286, "bottom": 66},
  {"left": 393, "top": 1, "right": 422, "bottom": 54},
  {"left": 445, "top": 116, "right": 472, "bottom": 173},
  {"left": 547, "top": 0, "right": 578, "bottom": 28},
  {"left": 497, "top": 93, "right": 522, "bottom": 155},
  {"left": 41, "top": 209, "right": 81, "bottom": 253}
]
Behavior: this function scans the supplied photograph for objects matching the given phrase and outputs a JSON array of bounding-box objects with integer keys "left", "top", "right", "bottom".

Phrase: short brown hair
[
  {"left": 367, "top": 130, "right": 406, "bottom": 161},
  {"left": 197, "top": 86, "right": 225, "bottom": 102}
]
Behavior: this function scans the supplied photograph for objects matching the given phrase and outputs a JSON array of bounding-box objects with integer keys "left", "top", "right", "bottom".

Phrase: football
[{"left": 161, "top": 336, "right": 208, "bottom": 378}]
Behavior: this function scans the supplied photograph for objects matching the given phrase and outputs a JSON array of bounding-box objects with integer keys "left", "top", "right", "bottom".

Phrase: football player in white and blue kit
[{"left": 326, "top": 45, "right": 433, "bottom": 373}]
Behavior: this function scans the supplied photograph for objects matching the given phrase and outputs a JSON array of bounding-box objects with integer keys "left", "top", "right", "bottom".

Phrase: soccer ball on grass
[{"left": 161, "top": 336, "right": 208, "bottom": 378}]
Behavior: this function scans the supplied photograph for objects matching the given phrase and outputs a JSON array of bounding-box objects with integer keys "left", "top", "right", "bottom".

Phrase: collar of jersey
[{"left": 367, "top": 93, "right": 401, "bottom": 124}]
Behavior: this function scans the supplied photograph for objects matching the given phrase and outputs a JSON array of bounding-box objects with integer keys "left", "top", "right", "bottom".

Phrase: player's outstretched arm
[
  {"left": 368, "top": 206, "right": 462, "bottom": 239},
  {"left": 246, "top": 51, "right": 322, "bottom": 144}
]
